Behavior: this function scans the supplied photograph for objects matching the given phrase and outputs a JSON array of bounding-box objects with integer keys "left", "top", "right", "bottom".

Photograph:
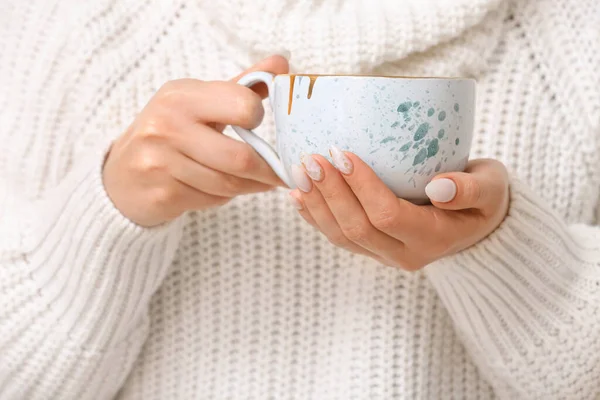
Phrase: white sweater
[{"left": 1, "top": 0, "right": 599, "bottom": 398}]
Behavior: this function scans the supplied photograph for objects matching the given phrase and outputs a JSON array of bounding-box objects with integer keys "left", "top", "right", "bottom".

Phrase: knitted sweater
[{"left": 1, "top": 0, "right": 599, "bottom": 398}]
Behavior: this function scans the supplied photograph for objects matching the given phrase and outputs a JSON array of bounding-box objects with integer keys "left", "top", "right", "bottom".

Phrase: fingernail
[
  {"left": 287, "top": 192, "right": 303, "bottom": 210},
  {"left": 300, "top": 154, "right": 323, "bottom": 181},
  {"left": 425, "top": 178, "right": 457, "bottom": 203},
  {"left": 329, "top": 146, "right": 353, "bottom": 175},
  {"left": 291, "top": 164, "right": 312, "bottom": 192}
]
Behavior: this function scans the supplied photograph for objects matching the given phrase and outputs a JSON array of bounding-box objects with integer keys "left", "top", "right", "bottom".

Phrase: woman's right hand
[{"left": 103, "top": 56, "right": 289, "bottom": 227}]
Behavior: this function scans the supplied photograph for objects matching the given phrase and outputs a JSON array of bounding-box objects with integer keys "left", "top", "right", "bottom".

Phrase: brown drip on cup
[
  {"left": 287, "top": 74, "right": 320, "bottom": 115},
  {"left": 307, "top": 75, "right": 318, "bottom": 99},
  {"left": 288, "top": 75, "right": 295, "bottom": 115}
]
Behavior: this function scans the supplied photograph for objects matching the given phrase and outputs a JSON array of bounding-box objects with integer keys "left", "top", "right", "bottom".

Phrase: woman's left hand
[{"left": 288, "top": 149, "right": 510, "bottom": 270}]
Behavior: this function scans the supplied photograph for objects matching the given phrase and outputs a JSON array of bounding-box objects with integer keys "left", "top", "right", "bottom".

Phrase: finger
[
  {"left": 297, "top": 155, "right": 407, "bottom": 264},
  {"left": 169, "top": 152, "right": 275, "bottom": 197},
  {"left": 230, "top": 55, "right": 289, "bottom": 98},
  {"left": 173, "top": 124, "right": 283, "bottom": 187},
  {"left": 168, "top": 180, "right": 231, "bottom": 216},
  {"left": 288, "top": 190, "right": 318, "bottom": 227},
  {"left": 289, "top": 173, "right": 383, "bottom": 258},
  {"left": 329, "top": 147, "right": 435, "bottom": 243},
  {"left": 425, "top": 159, "right": 509, "bottom": 213},
  {"left": 211, "top": 55, "right": 290, "bottom": 132},
  {"left": 156, "top": 79, "right": 268, "bottom": 129},
  {"left": 290, "top": 189, "right": 402, "bottom": 267}
]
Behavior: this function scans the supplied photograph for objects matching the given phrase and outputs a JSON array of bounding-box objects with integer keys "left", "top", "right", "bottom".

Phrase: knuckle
[
  {"left": 221, "top": 174, "right": 243, "bottom": 196},
  {"left": 342, "top": 222, "right": 370, "bottom": 245},
  {"left": 233, "top": 90, "right": 264, "bottom": 128},
  {"left": 231, "top": 146, "right": 258, "bottom": 173},
  {"left": 151, "top": 186, "right": 176, "bottom": 208},
  {"left": 134, "top": 148, "right": 165, "bottom": 173},
  {"left": 464, "top": 178, "right": 484, "bottom": 205},
  {"left": 138, "top": 117, "right": 168, "bottom": 140},
  {"left": 327, "top": 232, "right": 352, "bottom": 249},
  {"left": 157, "top": 79, "right": 194, "bottom": 106},
  {"left": 321, "top": 188, "right": 344, "bottom": 202},
  {"left": 370, "top": 208, "right": 399, "bottom": 231}
]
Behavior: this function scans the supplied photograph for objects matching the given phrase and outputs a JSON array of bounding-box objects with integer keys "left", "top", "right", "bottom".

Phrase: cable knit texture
[{"left": 0, "top": 0, "right": 599, "bottom": 399}]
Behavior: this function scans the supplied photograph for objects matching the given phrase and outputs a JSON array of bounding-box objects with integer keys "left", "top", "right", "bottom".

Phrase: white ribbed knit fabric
[{"left": 1, "top": 0, "right": 599, "bottom": 398}]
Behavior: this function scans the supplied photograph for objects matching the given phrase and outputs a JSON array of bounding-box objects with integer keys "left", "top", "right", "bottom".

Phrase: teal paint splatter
[
  {"left": 391, "top": 121, "right": 400, "bottom": 128},
  {"left": 438, "top": 111, "right": 446, "bottom": 121},
  {"left": 400, "top": 142, "right": 412, "bottom": 152},
  {"left": 413, "top": 101, "right": 420, "bottom": 107},
  {"left": 292, "top": 129, "right": 297, "bottom": 133},
  {"left": 435, "top": 161, "right": 442, "bottom": 172},
  {"left": 380, "top": 136, "right": 396, "bottom": 144},
  {"left": 455, "top": 138, "right": 460, "bottom": 145},
  {"left": 413, "top": 122, "right": 430, "bottom": 141},
  {"left": 427, "top": 108, "right": 435, "bottom": 117},
  {"left": 401, "top": 124, "right": 407, "bottom": 129},
  {"left": 454, "top": 103, "right": 459, "bottom": 112},
  {"left": 438, "top": 129, "right": 445, "bottom": 139},
  {"left": 370, "top": 148, "right": 380, "bottom": 154},
  {"left": 397, "top": 102, "right": 412, "bottom": 113},
  {"left": 390, "top": 147, "right": 396, "bottom": 151},
  {"left": 427, "top": 138, "right": 439, "bottom": 157},
  {"left": 413, "top": 148, "right": 427, "bottom": 165}
]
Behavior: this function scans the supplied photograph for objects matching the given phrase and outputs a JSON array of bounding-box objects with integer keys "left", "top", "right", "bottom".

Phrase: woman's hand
[
  {"left": 103, "top": 55, "right": 289, "bottom": 227},
  {"left": 288, "top": 149, "right": 510, "bottom": 270}
]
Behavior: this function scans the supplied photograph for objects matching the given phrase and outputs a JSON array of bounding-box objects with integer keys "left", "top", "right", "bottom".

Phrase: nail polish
[
  {"left": 329, "top": 146, "right": 353, "bottom": 174},
  {"left": 291, "top": 164, "right": 312, "bottom": 192},
  {"left": 425, "top": 178, "right": 457, "bottom": 203},
  {"left": 300, "top": 154, "right": 323, "bottom": 181}
]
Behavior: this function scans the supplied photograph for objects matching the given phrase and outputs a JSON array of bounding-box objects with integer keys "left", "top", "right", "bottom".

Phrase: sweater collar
[{"left": 198, "top": 0, "right": 508, "bottom": 74}]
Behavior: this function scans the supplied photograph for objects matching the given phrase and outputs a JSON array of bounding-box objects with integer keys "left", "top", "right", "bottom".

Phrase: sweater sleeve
[
  {"left": 425, "top": 178, "right": 600, "bottom": 399},
  {"left": 0, "top": 150, "right": 184, "bottom": 399}
]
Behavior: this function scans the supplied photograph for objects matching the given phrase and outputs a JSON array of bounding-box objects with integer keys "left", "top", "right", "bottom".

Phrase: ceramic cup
[{"left": 232, "top": 72, "right": 475, "bottom": 203}]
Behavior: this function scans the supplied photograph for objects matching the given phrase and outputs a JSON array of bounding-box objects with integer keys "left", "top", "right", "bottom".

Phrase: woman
[{"left": 1, "top": 0, "right": 598, "bottom": 398}]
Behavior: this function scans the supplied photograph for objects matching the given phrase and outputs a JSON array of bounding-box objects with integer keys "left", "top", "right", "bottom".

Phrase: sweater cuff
[
  {"left": 20, "top": 149, "right": 184, "bottom": 350},
  {"left": 425, "top": 177, "right": 600, "bottom": 361}
]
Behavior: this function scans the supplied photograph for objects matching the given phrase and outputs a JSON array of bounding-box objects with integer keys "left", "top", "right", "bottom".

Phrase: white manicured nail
[
  {"left": 329, "top": 146, "right": 353, "bottom": 175},
  {"left": 288, "top": 192, "right": 303, "bottom": 210},
  {"left": 300, "top": 154, "right": 323, "bottom": 181},
  {"left": 291, "top": 164, "right": 312, "bottom": 192},
  {"left": 425, "top": 178, "right": 457, "bottom": 203}
]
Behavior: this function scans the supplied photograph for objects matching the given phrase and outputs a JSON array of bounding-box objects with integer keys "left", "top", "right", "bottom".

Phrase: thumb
[{"left": 425, "top": 159, "right": 509, "bottom": 212}]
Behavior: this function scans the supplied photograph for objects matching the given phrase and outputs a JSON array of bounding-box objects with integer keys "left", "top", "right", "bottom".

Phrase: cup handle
[{"left": 231, "top": 71, "right": 294, "bottom": 188}]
